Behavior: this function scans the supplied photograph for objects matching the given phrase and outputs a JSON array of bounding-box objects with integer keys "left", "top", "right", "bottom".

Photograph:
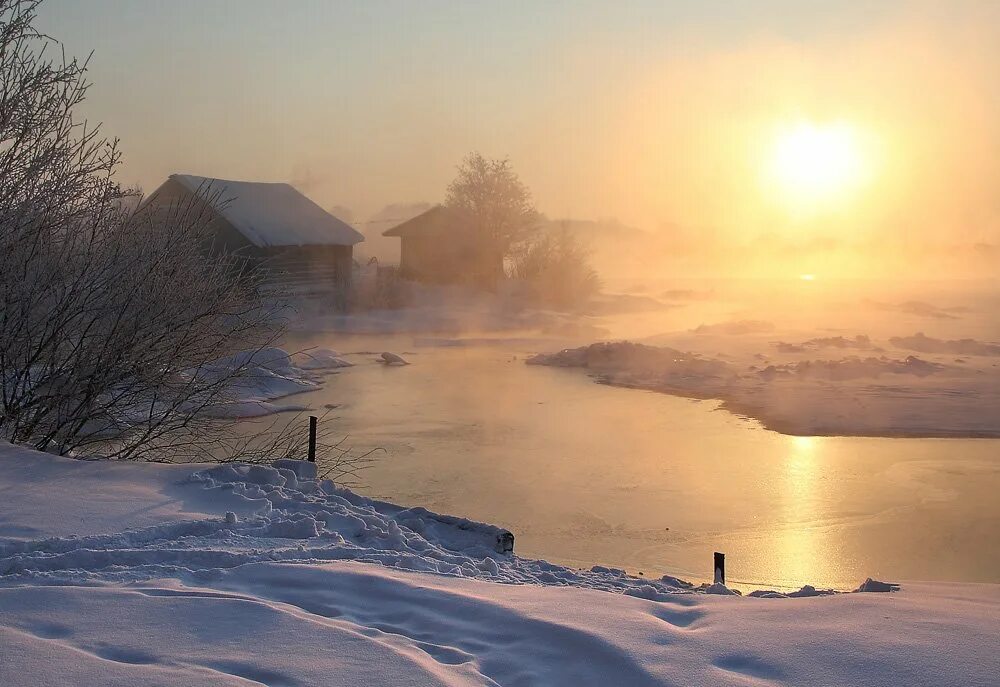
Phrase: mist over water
[{"left": 282, "top": 276, "right": 1000, "bottom": 590}]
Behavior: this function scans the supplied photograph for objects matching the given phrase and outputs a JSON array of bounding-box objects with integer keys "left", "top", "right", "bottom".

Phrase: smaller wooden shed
[{"left": 382, "top": 205, "right": 498, "bottom": 286}]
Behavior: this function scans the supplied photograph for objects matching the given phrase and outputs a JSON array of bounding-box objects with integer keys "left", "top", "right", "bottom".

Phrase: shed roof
[
  {"left": 170, "top": 174, "right": 364, "bottom": 248},
  {"left": 382, "top": 205, "right": 469, "bottom": 238}
]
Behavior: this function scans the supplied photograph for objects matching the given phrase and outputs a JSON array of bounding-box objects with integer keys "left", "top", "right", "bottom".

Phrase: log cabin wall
[{"left": 257, "top": 244, "right": 353, "bottom": 299}]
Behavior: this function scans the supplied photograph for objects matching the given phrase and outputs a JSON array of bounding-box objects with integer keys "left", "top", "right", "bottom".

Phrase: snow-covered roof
[
  {"left": 171, "top": 174, "right": 364, "bottom": 248},
  {"left": 382, "top": 205, "right": 469, "bottom": 237}
]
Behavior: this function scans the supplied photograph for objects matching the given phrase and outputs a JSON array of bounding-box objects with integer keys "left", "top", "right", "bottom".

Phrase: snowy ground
[{"left": 1, "top": 442, "right": 998, "bottom": 686}]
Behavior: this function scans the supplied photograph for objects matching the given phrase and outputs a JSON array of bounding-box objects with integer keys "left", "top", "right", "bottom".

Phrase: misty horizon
[{"left": 36, "top": 0, "right": 999, "bottom": 275}]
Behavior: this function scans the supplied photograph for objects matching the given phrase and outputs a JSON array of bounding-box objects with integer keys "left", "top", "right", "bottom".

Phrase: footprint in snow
[
  {"left": 712, "top": 653, "right": 785, "bottom": 681},
  {"left": 18, "top": 621, "right": 73, "bottom": 640}
]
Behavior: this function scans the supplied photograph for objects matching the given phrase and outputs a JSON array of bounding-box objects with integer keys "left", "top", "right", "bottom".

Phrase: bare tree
[
  {"left": 444, "top": 152, "right": 539, "bottom": 286},
  {"left": 0, "top": 1, "right": 366, "bottom": 469}
]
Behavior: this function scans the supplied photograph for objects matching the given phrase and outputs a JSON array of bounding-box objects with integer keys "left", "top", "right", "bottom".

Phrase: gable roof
[
  {"left": 170, "top": 174, "right": 364, "bottom": 248},
  {"left": 382, "top": 205, "right": 470, "bottom": 238}
]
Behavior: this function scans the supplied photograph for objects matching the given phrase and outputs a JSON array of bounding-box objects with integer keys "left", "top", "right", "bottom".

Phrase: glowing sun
[{"left": 765, "top": 121, "right": 871, "bottom": 208}]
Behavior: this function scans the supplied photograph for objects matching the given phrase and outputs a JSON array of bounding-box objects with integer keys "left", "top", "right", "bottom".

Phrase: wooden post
[
  {"left": 713, "top": 552, "right": 725, "bottom": 585},
  {"left": 307, "top": 415, "right": 317, "bottom": 463}
]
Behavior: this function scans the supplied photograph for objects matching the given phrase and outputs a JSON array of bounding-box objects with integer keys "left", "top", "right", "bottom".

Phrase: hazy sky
[{"left": 39, "top": 0, "right": 999, "bottom": 242}]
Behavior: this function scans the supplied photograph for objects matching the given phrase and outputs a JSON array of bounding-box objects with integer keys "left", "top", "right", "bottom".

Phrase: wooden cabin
[
  {"left": 143, "top": 174, "right": 364, "bottom": 299},
  {"left": 382, "top": 205, "right": 499, "bottom": 287}
]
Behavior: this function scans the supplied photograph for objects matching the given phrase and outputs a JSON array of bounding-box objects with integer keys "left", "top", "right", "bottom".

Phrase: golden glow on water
[
  {"left": 777, "top": 435, "right": 832, "bottom": 587},
  {"left": 791, "top": 436, "right": 816, "bottom": 452}
]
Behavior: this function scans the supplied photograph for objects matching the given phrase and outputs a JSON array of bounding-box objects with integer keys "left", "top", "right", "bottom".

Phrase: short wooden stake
[
  {"left": 714, "top": 552, "right": 725, "bottom": 585},
  {"left": 307, "top": 415, "right": 317, "bottom": 463}
]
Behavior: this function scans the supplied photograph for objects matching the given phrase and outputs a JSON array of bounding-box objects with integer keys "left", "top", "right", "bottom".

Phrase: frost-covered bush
[
  {"left": 0, "top": 1, "right": 293, "bottom": 461},
  {"left": 508, "top": 227, "right": 600, "bottom": 309},
  {"left": 349, "top": 262, "right": 413, "bottom": 311}
]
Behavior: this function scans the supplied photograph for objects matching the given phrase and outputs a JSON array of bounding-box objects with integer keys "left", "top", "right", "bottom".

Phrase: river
[{"left": 280, "top": 328, "right": 1000, "bottom": 592}]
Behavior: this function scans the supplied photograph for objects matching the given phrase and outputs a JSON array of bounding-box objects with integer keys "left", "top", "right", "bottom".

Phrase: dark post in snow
[
  {"left": 713, "top": 552, "right": 725, "bottom": 585},
  {"left": 307, "top": 415, "right": 317, "bottom": 463}
]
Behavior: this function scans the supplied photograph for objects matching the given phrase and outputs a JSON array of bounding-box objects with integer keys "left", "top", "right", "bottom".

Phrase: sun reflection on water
[{"left": 777, "top": 435, "right": 832, "bottom": 588}]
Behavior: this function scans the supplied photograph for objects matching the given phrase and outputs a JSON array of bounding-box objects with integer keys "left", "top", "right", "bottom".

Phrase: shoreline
[{"left": 593, "top": 375, "right": 1000, "bottom": 440}]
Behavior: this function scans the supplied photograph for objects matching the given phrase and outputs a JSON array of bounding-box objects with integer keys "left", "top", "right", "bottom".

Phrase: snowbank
[
  {"left": 772, "top": 334, "right": 874, "bottom": 353},
  {"left": 528, "top": 341, "right": 1000, "bottom": 437},
  {"left": 195, "top": 347, "right": 321, "bottom": 418},
  {"left": 293, "top": 347, "right": 355, "bottom": 370},
  {"left": 0, "top": 453, "right": 688, "bottom": 593},
  {"left": 693, "top": 319, "right": 776, "bottom": 335},
  {"left": 890, "top": 332, "right": 1000, "bottom": 357}
]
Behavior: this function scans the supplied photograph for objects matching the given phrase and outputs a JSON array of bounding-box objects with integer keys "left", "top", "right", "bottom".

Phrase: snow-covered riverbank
[
  {"left": 1, "top": 442, "right": 997, "bottom": 686},
  {"left": 528, "top": 337, "right": 1000, "bottom": 438}
]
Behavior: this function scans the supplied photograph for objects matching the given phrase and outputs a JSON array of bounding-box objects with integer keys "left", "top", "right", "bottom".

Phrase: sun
[{"left": 764, "top": 121, "right": 871, "bottom": 210}]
